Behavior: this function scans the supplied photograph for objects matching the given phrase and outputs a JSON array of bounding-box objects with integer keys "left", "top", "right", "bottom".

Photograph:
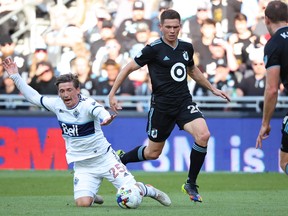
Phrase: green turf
[{"left": 0, "top": 171, "right": 287, "bottom": 216}]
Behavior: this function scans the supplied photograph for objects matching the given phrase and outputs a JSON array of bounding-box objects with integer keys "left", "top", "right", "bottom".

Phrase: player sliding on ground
[{"left": 2, "top": 57, "right": 171, "bottom": 208}]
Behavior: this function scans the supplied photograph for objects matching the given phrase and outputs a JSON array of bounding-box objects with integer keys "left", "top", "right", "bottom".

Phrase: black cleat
[{"left": 181, "top": 182, "right": 203, "bottom": 202}]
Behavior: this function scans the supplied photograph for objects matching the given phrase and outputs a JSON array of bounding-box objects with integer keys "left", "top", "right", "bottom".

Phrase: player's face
[
  {"left": 160, "top": 19, "right": 181, "bottom": 46},
  {"left": 58, "top": 82, "right": 80, "bottom": 108}
]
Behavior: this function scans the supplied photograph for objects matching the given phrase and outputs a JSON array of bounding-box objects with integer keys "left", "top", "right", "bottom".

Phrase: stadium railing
[{"left": 1, "top": 94, "right": 288, "bottom": 114}]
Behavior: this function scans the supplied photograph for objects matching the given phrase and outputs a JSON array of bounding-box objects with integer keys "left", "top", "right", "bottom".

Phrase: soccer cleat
[
  {"left": 94, "top": 194, "right": 104, "bottom": 205},
  {"left": 146, "top": 185, "right": 171, "bottom": 206},
  {"left": 181, "top": 182, "right": 203, "bottom": 202},
  {"left": 116, "top": 150, "right": 125, "bottom": 158}
]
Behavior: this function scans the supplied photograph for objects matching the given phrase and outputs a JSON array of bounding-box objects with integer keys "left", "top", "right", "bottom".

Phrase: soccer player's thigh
[
  {"left": 73, "top": 162, "right": 102, "bottom": 200},
  {"left": 280, "top": 114, "right": 288, "bottom": 164},
  {"left": 104, "top": 149, "right": 136, "bottom": 188},
  {"left": 178, "top": 101, "right": 208, "bottom": 141},
  {"left": 146, "top": 107, "right": 175, "bottom": 143}
]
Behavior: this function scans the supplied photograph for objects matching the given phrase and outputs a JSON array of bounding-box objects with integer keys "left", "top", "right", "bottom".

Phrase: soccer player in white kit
[{"left": 2, "top": 57, "right": 171, "bottom": 207}]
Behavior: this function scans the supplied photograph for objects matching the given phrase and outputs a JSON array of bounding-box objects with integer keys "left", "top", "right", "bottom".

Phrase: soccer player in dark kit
[
  {"left": 109, "top": 9, "right": 230, "bottom": 202},
  {"left": 256, "top": 0, "right": 288, "bottom": 175}
]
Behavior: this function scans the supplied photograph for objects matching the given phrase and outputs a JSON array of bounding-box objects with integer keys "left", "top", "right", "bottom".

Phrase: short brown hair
[
  {"left": 102, "top": 59, "right": 120, "bottom": 70},
  {"left": 55, "top": 73, "right": 80, "bottom": 89},
  {"left": 265, "top": 0, "right": 288, "bottom": 23},
  {"left": 160, "top": 9, "right": 181, "bottom": 24}
]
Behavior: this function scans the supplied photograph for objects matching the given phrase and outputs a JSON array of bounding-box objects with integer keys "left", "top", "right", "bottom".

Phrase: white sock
[{"left": 135, "top": 182, "right": 156, "bottom": 197}]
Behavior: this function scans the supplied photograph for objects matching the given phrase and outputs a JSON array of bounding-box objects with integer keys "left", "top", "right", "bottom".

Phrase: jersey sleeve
[
  {"left": 10, "top": 73, "right": 44, "bottom": 108},
  {"left": 264, "top": 40, "right": 281, "bottom": 69},
  {"left": 88, "top": 99, "right": 111, "bottom": 122},
  {"left": 134, "top": 44, "right": 155, "bottom": 67}
]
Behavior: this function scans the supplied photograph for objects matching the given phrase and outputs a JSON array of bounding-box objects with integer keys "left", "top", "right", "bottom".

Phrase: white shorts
[{"left": 73, "top": 147, "right": 136, "bottom": 200}]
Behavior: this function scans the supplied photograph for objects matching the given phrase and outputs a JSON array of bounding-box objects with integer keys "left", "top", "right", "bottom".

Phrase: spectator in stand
[
  {"left": 228, "top": 13, "right": 260, "bottom": 73},
  {"left": 251, "top": 0, "right": 271, "bottom": 45},
  {"left": 151, "top": 0, "right": 174, "bottom": 35},
  {"left": 115, "top": 0, "right": 152, "bottom": 50},
  {"left": 28, "top": 46, "right": 49, "bottom": 83},
  {"left": 0, "top": 57, "right": 24, "bottom": 110},
  {"left": 90, "top": 20, "right": 116, "bottom": 62},
  {"left": 181, "top": 1, "right": 211, "bottom": 43},
  {"left": 0, "top": 73, "right": 20, "bottom": 95},
  {"left": 129, "top": 22, "right": 151, "bottom": 58},
  {"left": 0, "top": 0, "right": 24, "bottom": 35},
  {"left": 70, "top": 56, "right": 97, "bottom": 96},
  {"left": 29, "top": 61, "right": 58, "bottom": 95},
  {"left": 193, "top": 37, "right": 239, "bottom": 96},
  {"left": 210, "top": 0, "right": 227, "bottom": 38},
  {"left": 209, "top": 63, "right": 239, "bottom": 99},
  {"left": 83, "top": 7, "right": 112, "bottom": 45},
  {"left": 193, "top": 18, "right": 217, "bottom": 73},
  {"left": 0, "top": 34, "right": 29, "bottom": 82},
  {"left": 95, "top": 59, "right": 135, "bottom": 97},
  {"left": 226, "top": 0, "right": 242, "bottom": 33},
  {"left": 42, "top": 3, "right": 84, "bottom": 71},
  {"left": 92, "top": 37, "right": 129, "bottom": 78},
  {"left": 236, "top": 47, "right": 266, "bottom": 97}
]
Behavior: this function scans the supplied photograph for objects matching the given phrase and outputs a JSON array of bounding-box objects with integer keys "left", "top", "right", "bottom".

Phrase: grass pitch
[{"left": 0, "top": 171, "right": 287, "bottom": 216}]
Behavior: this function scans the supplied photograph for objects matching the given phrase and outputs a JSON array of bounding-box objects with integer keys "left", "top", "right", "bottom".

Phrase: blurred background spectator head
[
  {"left": 133, "top": 0, "right": 145, "bottom": 11},
  {"left": 249, "top": 47, "right": 265, "bottom": 74},
  {"left": 132, "top": 0, "right": 145, "bottom": 20},
  {"left": 200, "top": 18, "right": 217, "bottom": 38},
  {"left": 209, "top": 37, "right": 226, "bottom": 58},
  {"left": 96, "top": 7, "right": 112, "bottom": 28},
  {"left": 35, "top": 61, "right": 54, "bottom": 82},
  {"left": 0, "top": 34, "right": 15, "bottom": 57},
  {"left": 34, "top": 46, "right": 48, "bottom": 62},
  {"left": 49, "top": 4, "right": 68, "bottom": 30},
  {"left": 135, "top": 22, "right": 151, "bottom": 41},
  {"left": 100, "top": 20, "right": 115, "bottom": 40},
  {"left": 234, "top": 13, "right": 248, "bottom": 34},
  {"left": 196, "top": 1, "right": 210, "bottom": 20},
  {"left": 159, "top": 0, "right": 173, "bottom": 12},
  {"left": 102, "top": 59, "right": 120, "bottom": 82},
  {"left": 71, "top": 56, "right": 91, "bottom": 77}
]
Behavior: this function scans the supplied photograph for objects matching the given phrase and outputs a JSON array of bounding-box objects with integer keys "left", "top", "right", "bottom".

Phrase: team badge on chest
[
  {"left": 73, "top": 109, "right": 80, "bottom": 118},
  {"left": 183, "top": 51, "right": 189, "bottom": 61}
]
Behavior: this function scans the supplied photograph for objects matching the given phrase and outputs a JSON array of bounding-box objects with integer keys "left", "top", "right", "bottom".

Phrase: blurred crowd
[{"left": 0, "top": 0, "right": 287, "bottom": 112}]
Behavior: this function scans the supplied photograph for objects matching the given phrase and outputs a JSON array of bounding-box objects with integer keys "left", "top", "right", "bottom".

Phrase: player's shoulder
[
  {"left": 79, "top": 95, "right": 95, "bottom": 104},
  {"left": 148, "top": 38, "right": 162, "bottom": 47}
]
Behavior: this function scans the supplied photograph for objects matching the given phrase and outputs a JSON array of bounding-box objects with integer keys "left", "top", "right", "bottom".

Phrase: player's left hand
[
  {"left": 256, "top": 124, "right": 271, "bottom": 149},
  {"left": 212, "top": 89, "right": 231, "bottom": 102},
  {"left": 101, "top": 114, "right": 117, "bottom": 126}
]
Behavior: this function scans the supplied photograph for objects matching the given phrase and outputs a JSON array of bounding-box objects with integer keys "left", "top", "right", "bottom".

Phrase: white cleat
[
  {"left": 94, "top": 195, "right": 104, "bottom": 205},
  {"left": 147, "top": 185, "right": 171, "bottom": 206}
]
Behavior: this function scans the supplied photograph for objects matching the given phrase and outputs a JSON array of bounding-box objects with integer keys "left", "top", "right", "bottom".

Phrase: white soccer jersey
[{"left": 11, "top": 74, "right": 112, "bottom": 164}]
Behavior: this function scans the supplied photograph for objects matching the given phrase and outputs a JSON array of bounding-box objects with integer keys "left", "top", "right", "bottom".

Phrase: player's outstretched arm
[
  {"left": 108, "top": 61, "right": 141, "bottom": 113},
  {"left": 2, "top": 57, "right": 43, "bottom": 107},
  {"left": 101, "top": 114, "right": 117, "bottom": 126},
  {"left": 188, "top": 65, "right": 231, "bottom": 102}
]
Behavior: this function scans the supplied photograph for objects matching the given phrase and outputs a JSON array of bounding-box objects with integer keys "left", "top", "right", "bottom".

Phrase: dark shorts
[
  {"left": 281, "top": 113, "right": 288, "bottom": 153},
  {"left": 146, "top": 98, "right": 204, "bottom": 142}
]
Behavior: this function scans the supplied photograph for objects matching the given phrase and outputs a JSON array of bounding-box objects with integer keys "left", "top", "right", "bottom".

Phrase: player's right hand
[{"left": 2, "top": 57, "right": 19, "bottom": 76}]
